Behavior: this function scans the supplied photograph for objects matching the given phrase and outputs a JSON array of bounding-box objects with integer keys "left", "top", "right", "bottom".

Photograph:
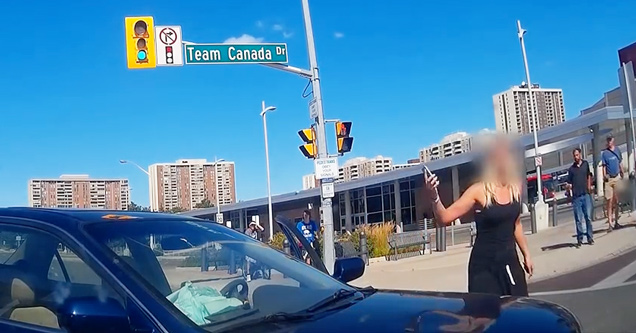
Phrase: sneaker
[
  {"left": 246, "top": 275, "right": 251, "bottom": 282},
  {"left": 575, "top": 241, "right": 582, "bottom": 248},
  {"left": 588, "top": 239, "right": 595, "bottom": 245}
]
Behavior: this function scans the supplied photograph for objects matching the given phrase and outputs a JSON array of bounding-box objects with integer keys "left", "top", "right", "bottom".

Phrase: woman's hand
[
  {"left": 523, "top": 255, "right": 534, "bottom": 277},
  {"left": 424, "top": 171, "right": 440, "bottom": 200}
]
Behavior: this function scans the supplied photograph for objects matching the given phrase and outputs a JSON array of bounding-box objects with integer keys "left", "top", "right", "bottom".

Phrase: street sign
[
  {"left": 155, "top": 25, "right": 183, "bottom": 66},
  {"left": 184, "top": 43, "right": 288, "bottom": 65},
  {"left": 535, "top": 156, "right": 542, "bottom": 167},
  {"left": 309, "top": 98, "right": 318, "bottom": 120},
  {"left": 314, "top": 158, "right": 338, "bottom": 179},
  {"left": 216, "top": 213, "right": 224, "bottom": 224},
  {"left": 321, "top": 181, "right": 335, "bottom": 198}
]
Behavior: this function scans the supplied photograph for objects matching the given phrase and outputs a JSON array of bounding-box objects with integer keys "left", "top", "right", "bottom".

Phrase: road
[{"left": 529, "top": 247, "right": 636, "bottom": 332}]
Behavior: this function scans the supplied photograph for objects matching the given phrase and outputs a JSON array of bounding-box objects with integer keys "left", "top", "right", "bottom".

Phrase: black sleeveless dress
[{"left": 468, "top": 199, "right": 528, "bottom": 296}]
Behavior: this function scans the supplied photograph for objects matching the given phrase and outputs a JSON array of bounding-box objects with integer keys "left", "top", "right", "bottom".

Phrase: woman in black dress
[{"left": 424, "top": 136, "right": 533, "bottom": 296}]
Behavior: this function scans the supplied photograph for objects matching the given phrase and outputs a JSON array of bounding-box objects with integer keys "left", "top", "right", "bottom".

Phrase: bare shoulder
[{"left": 464, "top": 182, "right": 486, "bottom": 202}]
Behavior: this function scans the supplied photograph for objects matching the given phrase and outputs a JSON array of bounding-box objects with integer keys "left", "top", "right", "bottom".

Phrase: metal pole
[
  {"left": 262, "top": 101, "right": 275, "bottom": 240},
  {"left": 301, "top": 0, "right": 335, "bottom": 274},
  {"left": 517, "top": 20, "right": 544, "bottom": 204}
]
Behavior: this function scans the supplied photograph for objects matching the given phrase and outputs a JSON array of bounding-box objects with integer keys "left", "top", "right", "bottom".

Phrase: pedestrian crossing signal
[
  {"left": 335, "top": 121, "right": 353, "bottom": 154},
  {"left": 125, "top": 16, "right": 157, "bottom": 69},
  {"left": 298, "top": 128, "right": 316, "bottom": 159}
]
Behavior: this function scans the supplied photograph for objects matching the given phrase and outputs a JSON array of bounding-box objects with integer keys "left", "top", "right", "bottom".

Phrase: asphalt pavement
[{"left": 529, "top": 242, "right": 636, "bottom": 332}]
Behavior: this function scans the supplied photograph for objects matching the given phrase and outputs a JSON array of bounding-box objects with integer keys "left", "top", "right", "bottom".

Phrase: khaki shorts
[{"left": 604, "top": 176, "right": 620, "bottom": 200}]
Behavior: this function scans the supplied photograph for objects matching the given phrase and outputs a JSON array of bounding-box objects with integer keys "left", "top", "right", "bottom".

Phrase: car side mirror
[
  {"left": 332, "top": 257, "right": 365, "bottom": 283},
  {"left": 58, "top": 297, "right": 130, "bottom": 333}
]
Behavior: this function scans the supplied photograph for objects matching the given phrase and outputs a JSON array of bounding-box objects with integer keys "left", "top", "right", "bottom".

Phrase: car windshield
[{"left": 83, "top": 219, "right": 352, "bottom": 331}]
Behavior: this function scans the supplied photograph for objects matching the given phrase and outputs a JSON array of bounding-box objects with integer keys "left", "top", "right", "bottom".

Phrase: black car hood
[{"left": 261, "top": 289, "right": 581, "bottom": 333}]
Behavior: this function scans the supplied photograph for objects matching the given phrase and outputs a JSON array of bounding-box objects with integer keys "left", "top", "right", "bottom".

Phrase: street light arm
[
  {"left": 121, "top": 160, "right": 150, "bottom": 176},
  {"left": 260, "top": 63, "right": 313, "bottom": 79}
]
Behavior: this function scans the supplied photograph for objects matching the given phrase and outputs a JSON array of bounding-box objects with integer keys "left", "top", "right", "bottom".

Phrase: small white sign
[
  {"left": 155, "top": 25, "right": 183, "bottom": 66},
  {"left": 321, "top": 182, "right": 335, "bottom": 198},
  {"left": 309, "top": 98, "right": 318, "bottom": 120},
  {"left": 216, "top": 213, "right": 224, "bottom": 224},
  {"left": 535, "top": 156, "right": 543, "bottom": 167},
  {"left": 314, "top": 157, "right": 338, "bottom": 179}
]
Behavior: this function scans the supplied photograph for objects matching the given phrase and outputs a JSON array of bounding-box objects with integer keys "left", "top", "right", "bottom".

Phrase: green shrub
[{"left": 268, "top": 232, "right": 286, "bottom": 251}]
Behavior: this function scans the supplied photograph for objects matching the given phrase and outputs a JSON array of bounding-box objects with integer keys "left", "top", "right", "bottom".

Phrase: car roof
[{"left": 0, "top": 207, "right": 199, "bottom": 230}]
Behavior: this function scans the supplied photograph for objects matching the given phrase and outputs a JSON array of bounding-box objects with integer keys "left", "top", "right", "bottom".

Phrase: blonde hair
[{"left": 478, "top": 133, "right": 522, "bottom": 207}]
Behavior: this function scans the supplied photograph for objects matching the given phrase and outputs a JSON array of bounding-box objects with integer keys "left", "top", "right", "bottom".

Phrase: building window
[{"left": 399, "top": 178, "right": 417, "bottom": 225}]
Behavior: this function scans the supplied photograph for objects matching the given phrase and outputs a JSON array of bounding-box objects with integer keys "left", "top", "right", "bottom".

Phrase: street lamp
[
  {"left": 517, "top": 20, "right": 548, "bottom": 229},
  {"left": 260, "top": 101, "right": 277, "bottom": 240},
  {"left": 119, "top": 159, "right": 156, "bottom": 249},
  {"left": 212, "top": 158, "right": 226, "bottom": 225}
]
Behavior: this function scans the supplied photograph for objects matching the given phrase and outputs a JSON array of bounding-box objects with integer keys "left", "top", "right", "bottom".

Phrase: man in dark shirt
[{"left": 566, "top": 148, "right": 594, "bottom": 247}]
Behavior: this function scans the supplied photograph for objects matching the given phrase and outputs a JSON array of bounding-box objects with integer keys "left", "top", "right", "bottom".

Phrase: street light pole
[
  {"left": 260, "top": 101, "right": 277, "bottom": 240},
  {"left": 517, "top": 20, "right": 548, "bottom": 229},
  {"left": 119, "top": 159, "right": 155, "bottom": 249},
  {"left": 301, "top": 0, "right": 335, "bottom": 274}
]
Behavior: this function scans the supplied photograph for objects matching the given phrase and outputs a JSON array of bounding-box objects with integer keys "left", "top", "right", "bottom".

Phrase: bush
[
  {"left": 180, "top": 253, "right": 201, "bottom": 267},
  {"left": 268, "top": 232, "right": 286, "bottom": 251}
]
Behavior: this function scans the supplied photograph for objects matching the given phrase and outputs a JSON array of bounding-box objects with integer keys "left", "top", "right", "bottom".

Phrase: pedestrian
[
  {"left": 602, "top": 135, "right": 624, "bottom": 231},
  {"left": 424, "top": 135, "right": 533, "bottom": 296},
  {"left": 296, "top": 209, "right": 318, "bottom": 264},
  {"left": 243, "top": 221, "right": 260, "bottom": 281},
  {"left": 565, "top": 148, "right": 594, "bottom": 247}
]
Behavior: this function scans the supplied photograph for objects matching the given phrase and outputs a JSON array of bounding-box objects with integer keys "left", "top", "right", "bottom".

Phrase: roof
[
  {"left": 182, "top": 106, "right": 629, "bottom": 217},
  {"left": 0, "top": 208, "right": 195, "bottom": 229}
]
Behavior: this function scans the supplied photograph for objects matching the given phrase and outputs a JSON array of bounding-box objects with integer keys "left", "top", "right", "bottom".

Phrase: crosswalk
[{"left": 593, "top": 259, "right": 636, "bottom": 288}]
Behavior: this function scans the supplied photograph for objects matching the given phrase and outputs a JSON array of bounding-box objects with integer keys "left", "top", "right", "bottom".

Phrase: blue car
[{"left": 0, "top": 208, "right": 581, "bottom": 332}]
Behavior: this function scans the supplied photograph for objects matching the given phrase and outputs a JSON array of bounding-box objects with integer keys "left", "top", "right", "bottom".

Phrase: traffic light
[
  {"left": 335, "top": 121, "right": 354, "bottom": 154},
  {"left": 298, "top": 128, "right": 317, "bottom": 159},
  {"left": 125, "top": 16, "right": 157, "bottom": 69}
]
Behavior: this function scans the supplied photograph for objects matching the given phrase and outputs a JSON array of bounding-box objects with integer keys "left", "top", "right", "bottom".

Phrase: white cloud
[
  {"left": 223, "top": 34, "right": 264, "bottom": 44},
  {"left": 256, "top": 20, "right": 264, "bottom": 28},
  {"left": 272, "top": 24, "right": 284, "bottom": 31},
  {"left": 283, "top": 31, "right": 294, "bottom": 39},
  {"left": 334, "top": 32, "right": 345, "bottom": 39}
]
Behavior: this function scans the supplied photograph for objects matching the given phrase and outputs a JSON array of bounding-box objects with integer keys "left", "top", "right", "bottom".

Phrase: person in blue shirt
[
  {"left": 601, "top": 135, "right": 624, "bottom": 231},
  {"left": 296, "top": 210, "right": 318, "bottom": 264}
]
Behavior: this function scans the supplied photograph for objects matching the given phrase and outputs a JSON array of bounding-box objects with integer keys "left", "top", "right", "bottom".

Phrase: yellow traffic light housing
[
  {"left": 335, "top": 121, "right": 353, "bottom": 154},
  {"left": 125, "top": 16, "right": 157, "bottom": 69},
  {"left": 298, "top": 128, "right": 317, "bottom": 159}
]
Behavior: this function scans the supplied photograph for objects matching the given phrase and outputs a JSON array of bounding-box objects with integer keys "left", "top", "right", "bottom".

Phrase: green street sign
[{"left": 184, "top": 43, "right": 288, "bottom": 65}]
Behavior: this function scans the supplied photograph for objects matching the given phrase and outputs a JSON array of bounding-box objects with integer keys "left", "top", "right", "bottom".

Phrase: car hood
[{"left": 285, "top": 289, "right": 581, "bottom": 333}]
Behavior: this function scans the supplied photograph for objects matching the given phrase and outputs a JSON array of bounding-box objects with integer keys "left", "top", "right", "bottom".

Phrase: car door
[
  {"left": 0, "top": 218, "right": 163, "bottom": 333},
  {"left": 275, "top": 215, "right": 328, "bottom": 274}
]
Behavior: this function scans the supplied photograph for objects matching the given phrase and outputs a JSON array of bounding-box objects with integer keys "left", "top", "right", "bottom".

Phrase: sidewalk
[{"left": 350, "top": 212, "right": 636, "bottom": 292}]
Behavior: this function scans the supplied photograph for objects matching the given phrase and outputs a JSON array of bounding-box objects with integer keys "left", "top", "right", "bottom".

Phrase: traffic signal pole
[{"left": 301, "top": 0, "right": 335, "bottom": 274}]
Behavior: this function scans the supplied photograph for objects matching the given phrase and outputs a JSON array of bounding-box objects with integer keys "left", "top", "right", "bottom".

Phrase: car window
[
  {"left": 0, "top": 224, "right": 122, "bottom": 331},
  {"left": 85, "top": 220, "right": 352, "bottom": 331}
]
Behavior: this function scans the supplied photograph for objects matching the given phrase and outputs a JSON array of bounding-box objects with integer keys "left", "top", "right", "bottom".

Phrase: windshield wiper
[{"left": 303, "top": 288, "right": 366, "bottom": 313}]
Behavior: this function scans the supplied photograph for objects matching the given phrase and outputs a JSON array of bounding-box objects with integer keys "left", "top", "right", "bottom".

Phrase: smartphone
[{"left": 422, "top": 165, "right": 433, "bottom": 177}]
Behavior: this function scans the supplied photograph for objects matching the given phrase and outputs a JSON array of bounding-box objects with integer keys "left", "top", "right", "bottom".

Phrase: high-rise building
[
  {"left": 337, "top": 156, "right": 393, "bottom": 182},
  {"left": 419, "top": 132, "right": 472, "bottom": 163},
  {"left": 393, "top": 159, "right": 421, "bottom": 170},
  {"left": 302, "top": 174, "right": 320, "bottom": 190},
  {"left": 28, "top": 175, "right": 130, "bottom": 210},
  {"left": 148, "top": 159, "right": 236, "bottom": 212},
  {"left": 493, "top": 83, "right": 565, "bottom": 134}
]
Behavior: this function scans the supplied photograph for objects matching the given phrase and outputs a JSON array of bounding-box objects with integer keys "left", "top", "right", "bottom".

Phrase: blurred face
[
  {"left": 487, "top": 142, "right": 514, "bottom": 177},
  {"left": 573, "top": 149, "right": 581, "bottom": 163},
  {"left": 607, "top": 137, "right": 615, "bottom": 148},
  {"left": 303, "top": 212, "right": 310, "bottom": 221}
]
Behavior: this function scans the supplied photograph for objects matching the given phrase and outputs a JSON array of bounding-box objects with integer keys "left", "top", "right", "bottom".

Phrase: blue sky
[{"left": 1, "top": 0, "right": 635, "bottom": 207}]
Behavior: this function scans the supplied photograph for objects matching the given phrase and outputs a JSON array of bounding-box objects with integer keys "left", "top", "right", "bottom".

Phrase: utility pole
[{"left": 301, "top": 0, "right": 335, "bottom": 273}]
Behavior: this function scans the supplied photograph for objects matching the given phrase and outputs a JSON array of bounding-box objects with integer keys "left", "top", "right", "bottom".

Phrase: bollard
[
  {"left": 470, "top": 222, "right": 477, "bottom": 247},
  {"left": 200, "top": 246, "right": 209, "bottom": 272},
  {"left": 451, "top": 222, "right": 455, "bottom": 246},
  {"left": 551, "top": 198, "right": 558, "bottom": 227},
  {"left": 435, "top": 224, "right": 447, "bottom": 252},
  {"left": 283, "top": 239, "right": 290, "bottom": 256},
  {"left": 530, "top": 203, "right": 537, "bottom": 234},
  {"left": 359, "top": 232, "right": 369, "bottom": 266}
]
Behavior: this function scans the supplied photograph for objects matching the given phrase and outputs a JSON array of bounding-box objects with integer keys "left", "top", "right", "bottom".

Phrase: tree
[
  {"left": 167, "top": 207, "right": 187, "bottom": 214},
  {"left": 194, "top": 198, "right": 214, "bottom": 209},
  {"left": 128, "top": 201, "right": 150, "bottom": 212}
]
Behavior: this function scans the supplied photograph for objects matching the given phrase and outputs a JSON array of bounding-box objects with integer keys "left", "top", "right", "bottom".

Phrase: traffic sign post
[
  {"left": 155, "top": 25, "right": 183, "bottom": 66},
  {"left": 184, "top": 43, "right": 288, "bottom": 65}
]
